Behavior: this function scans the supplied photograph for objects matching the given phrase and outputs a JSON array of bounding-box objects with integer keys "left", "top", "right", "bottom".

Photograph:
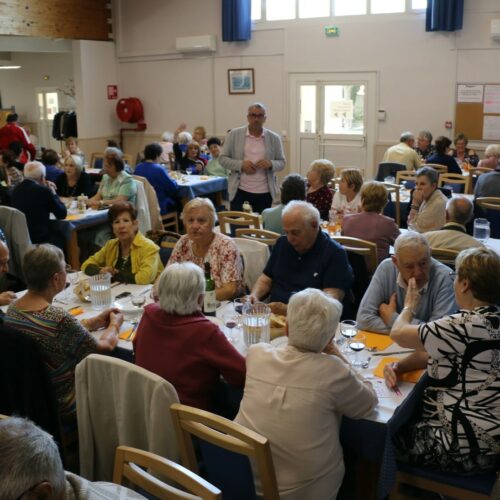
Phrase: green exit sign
[{"left": 324, "top": 26, "right": 339, "bottom": 37}]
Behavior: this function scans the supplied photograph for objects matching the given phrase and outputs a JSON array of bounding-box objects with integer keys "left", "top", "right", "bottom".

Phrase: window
[
  {"left": 252, "top": 0, "right": 426, "bottom": 21},
  {"left": 299, "top": 85, "right": 316, "bottom": 133}
]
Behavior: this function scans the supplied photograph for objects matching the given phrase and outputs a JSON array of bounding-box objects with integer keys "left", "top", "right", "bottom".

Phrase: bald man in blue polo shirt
[{"left": 250, "top": 201, "right": 353, "bottom": 314}]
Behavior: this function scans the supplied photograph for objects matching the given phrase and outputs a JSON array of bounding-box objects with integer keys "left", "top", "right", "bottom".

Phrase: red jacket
[
  {"left": 0, "top": 123, "right": 36, "bottom": 163},
  {"left": 134, "top": 304, "right": 246, "bottom": 410}
]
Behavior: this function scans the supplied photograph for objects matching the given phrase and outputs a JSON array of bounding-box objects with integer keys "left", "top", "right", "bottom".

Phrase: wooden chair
[
  {"left": 162, "top": 211, "right": 180, "bottom": 233},
  {"left": 475, "top": 197, "right": 500, "bottom": 238},
  {"left": 437, "top": 173, "right": 470, "bottom": 194},
  {"left": 396, "top": 170, "right": 416, "bottom": 186},
  {"left": 159, "top": 231, "right": 181, "bottom": 250},
  {"left": 423, "top": 163, "right": 448, "bottom": 174},
  {"left": 475, "top": 196, "right": 500, "bottom": 211},
  {"left": 431, "top": 247, "right": 459, "bottom": 267},
  {"left": 235, "top": 228, "right": 280, "bottom": 246},
  {"left": 218, "top": 211, "right": 261, "bottom": 236},
  {"left": 170, "top": 403, "right": 280, "bottom": 500},
  {"left": 383, "top": 182, "right": 402, "bottom": 227},
  {"left": 89, "top": 152, "right": 104, "bottom": 169},
  {"left": 332, "top": 236, "right": 378, "bottom": 275},
  {"left": 113, "top": 445, "right": 221, "bottom": 500}
]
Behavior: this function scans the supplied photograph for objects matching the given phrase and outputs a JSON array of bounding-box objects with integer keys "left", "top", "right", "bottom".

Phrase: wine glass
[
  {"left": 348, "top": 333, "right": 366, "bottom": 368},
  {"left": 223, "top": 312, "right": 238, "bottom": 344},
  {"left": 185, "top": 166, "right": 193, "bottom": 176},
  {"left": 131, "top": 293, "right": 146, "bottom": 309},
  {"left": 339, "top": 319, "right": 358, "bottom": 351}
]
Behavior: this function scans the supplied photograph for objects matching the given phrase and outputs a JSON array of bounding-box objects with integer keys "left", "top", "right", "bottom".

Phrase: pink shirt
[{"left": 239, "top": 128, "right": 269, "bottom": 194}]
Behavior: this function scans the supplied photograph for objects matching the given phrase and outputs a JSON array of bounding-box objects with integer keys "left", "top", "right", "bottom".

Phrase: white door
[
  {"left": 289, "top": 72, "right": 377, "bottom": 178},
  {"left": 36, "top": 88, "right": 61, "bottom": 152}
]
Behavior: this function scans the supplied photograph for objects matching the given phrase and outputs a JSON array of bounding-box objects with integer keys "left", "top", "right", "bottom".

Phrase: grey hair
[
  {"left": 399, "top": 131, "right": 414, "bottom": 143},
  {"left": 416, "top": 165, "right": 439, "bottom": 185},
  {"left": 282, "top": 200, "right": 320, "bottom": 227},
  {"left": 23, "top": 161, "right": 46, "bottom": 180},
  {"left": 287, "top": 288, "right": 342, "bottom": 352},
  {"left": 104, "top": 147, "right": 123, "bottom": 159},
  {"left": 418, "top": 130, "right": 433, "bottom": 143},
  {"left": 161, "top": 131, "right": 174, "bottom": 142},
  {"left": 394, "top": 231, "right": 430, "bottom": 257},
  {"left": 159, "top": 262, "right": 205, "bottom": 315},
  {"left": 309, "top": 159, "right": 335, "bottom": 186},
  {"left": 248, "top": 102, "right": 267, "bottom": 114},
  {"left": 0, "top": 417, "right": 66, "bottom": 500},
  {"left": 484, "top": 144, "right": 500, "bottom": 158},
  {"left": 447, "top": 196, "right": 473, "bottom": 225},
  {"left": 64, "top": 154, "right": 83, "bottom": 174},
  {"left": 178, "top": 131, "right": 193, "bottom": 144},
  {"left": 182, "top": 197, "right": 217, "bottom": 228},
  {"left": 23, "top": 244, "right": 65, "bottom": 293}
]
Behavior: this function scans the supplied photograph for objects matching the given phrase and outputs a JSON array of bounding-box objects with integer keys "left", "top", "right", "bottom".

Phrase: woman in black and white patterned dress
[{"left": 386, "top": 247, "right": 500, "bottom": 472}]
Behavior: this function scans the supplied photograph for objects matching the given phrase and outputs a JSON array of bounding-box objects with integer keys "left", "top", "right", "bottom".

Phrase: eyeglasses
[
  {"left": 248, "top": 113, "right": 266, "bottom": 119},
  {"left": 449, "top": 270, "right": 457, "bottom": 280}
]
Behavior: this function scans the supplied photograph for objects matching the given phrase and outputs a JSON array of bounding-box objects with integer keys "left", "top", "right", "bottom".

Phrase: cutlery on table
[{"left": 372, "top": 350, "right": 415, "bottom": 357}]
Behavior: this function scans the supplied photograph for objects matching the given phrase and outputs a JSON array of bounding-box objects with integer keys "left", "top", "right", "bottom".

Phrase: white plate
[
  {"left": 271, "top": 336, "right": 288, "bottom": 349},
  {"left": 113, "top": 301, "right": 143, "bottom": 317}
]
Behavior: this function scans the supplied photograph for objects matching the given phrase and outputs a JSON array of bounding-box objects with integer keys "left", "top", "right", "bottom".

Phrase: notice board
[{"left": 455, "top": 84, "right": 500, "bottom": 141}]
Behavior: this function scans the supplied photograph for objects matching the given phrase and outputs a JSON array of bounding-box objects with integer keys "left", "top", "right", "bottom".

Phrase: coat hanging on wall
[{"left": 52, "top": 111, "right": 78, "bottom": 140}]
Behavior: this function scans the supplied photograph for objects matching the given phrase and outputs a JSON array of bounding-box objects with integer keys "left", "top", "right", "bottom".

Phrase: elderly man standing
[
  {"left": 382, "top": 131, "right": 421, "bottom": 171},
  {"left": 424, "top": 196, "right": 484, "bottom": 251},
  {"left": 12, "top": 161, "right": 67, "bottom": 249},
  {"left": 356, "top": 232, "right": 456, "bottom": 334},
  {"left": 251, "top": 201, "right": 353, "bottom": 313},
  {"left": 219, "top": 102, "right": 286, "bottom": 213}
]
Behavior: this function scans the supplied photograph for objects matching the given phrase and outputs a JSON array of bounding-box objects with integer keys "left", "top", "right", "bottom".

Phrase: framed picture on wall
[{"left": 228, "top": 68, "right": 255, "bottom": 94}]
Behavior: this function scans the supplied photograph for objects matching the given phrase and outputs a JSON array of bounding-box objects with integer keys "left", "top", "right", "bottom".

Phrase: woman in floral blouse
[
  {"left": 168, "top": 197, "right": 243, "bottom": 300},
  {"left": 306, "top": 159, "right": 335, "bottom": 221}
]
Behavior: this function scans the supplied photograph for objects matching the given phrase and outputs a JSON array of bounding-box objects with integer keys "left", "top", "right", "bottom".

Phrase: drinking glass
[
  {"left": 185, "top": 166, "right": 193, "bottom": 176},
  {"left": 131, "top": 293, "right": 146, "bottom": 308},
  {"left": 242, "top": 302, "right": 271, "bottom": 347},
  {"left": 348, "top": 333, "right": 366, "bottom": 368},
  {"left": 89, "top": 273, "right": 112, "bottom": 310},
  {"left": 223, "top": 312, "right": 239, "bottom": 344},
  {"left": 473, "top": 218, "right": 490, "bottom": 243},
  {"left": 339, "top": 319, "right": 358, "bottom": 351},
  {"left": 233, "top": 297, "right": 248, "bottom": 315}
]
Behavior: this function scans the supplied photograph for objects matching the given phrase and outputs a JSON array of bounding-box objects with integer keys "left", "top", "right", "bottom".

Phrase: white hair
[
  {"left": 23, "top": 161, "right": 45, "bottom": 180},
  {"left": 394, "top": 231, "right": 430, "bottom": 256},
  {"left": 104, "top": 147, "right": 123, "bottom": 158},
  {"left": 287, "top": 288, "right": 342, "bottom": 352},
  {"left": 178, "top": 131, "right": 193, "bottom": 145},
  {"left": 161, "top": 131, "right": 174, "bottom": 142},
  {"left": 0, "top": 417, "right": 66, "bottom": 499},
  {"left": 159, "top": 262, "right": 204, "bottom": 315},
  {"left": 64, "top": 154, "right": 83, "bottom": 174},
  {"left": 282, "top": 200, "right": 320, "bottom": 226}
]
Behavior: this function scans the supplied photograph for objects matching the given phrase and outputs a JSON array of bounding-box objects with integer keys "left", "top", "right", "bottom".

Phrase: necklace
[{"left": 117, "top": 254, "right": 130, "bottom": 272}]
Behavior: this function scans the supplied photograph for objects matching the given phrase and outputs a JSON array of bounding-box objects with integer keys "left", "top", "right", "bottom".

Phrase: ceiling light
[{"left": 0, "top": 65, "right": 21, "bottom": 69}]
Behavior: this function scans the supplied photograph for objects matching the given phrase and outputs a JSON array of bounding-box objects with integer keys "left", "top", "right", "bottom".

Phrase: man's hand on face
[
  {"left": 0, "top": 290, "right": 16, "bottom": 305},
  {"left": 379, "top": 292, "right": 397, "bottom": 327}
]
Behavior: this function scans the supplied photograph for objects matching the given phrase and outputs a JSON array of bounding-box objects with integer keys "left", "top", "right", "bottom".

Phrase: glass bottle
[{"left": 203, "top": 262, "right": 216, "bottom": 316}]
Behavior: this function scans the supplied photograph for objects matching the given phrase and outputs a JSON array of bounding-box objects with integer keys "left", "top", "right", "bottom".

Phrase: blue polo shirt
[{"left": 264, "top": 230, "right": 353, "bottom": 303}]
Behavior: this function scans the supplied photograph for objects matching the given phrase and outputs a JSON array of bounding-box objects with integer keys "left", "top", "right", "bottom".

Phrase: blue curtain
[
  {"left": 426, "top": 0, "right": 464, "bottom": 32},
  {"left": 222, "top": 0, "right": 251, "bottom": 42}
]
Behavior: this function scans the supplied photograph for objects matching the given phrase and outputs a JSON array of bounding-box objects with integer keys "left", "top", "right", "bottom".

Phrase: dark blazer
[
  {"left": 12, "top": 179, "right": 67, "bottom": 243},
  {"left": 56, "top": 171, "right": 94, "bottom": 198}
]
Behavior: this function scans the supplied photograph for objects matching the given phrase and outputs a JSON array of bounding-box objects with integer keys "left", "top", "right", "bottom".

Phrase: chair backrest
[
  {"left": 162, "top": 211, "right": 180, "bottom": 233},
  {"left": 475, "top": 197, "right": 500, "bottom": 238},
  {"left": 376, "top": 162, "right": 407, "bottom": 182},
  {"left": 0, "top": 206, "right": 32, "bottom": 280},
  {"left": 383, "top": 182, "right": 401, "bottom": 227},
  {"left": 233, "top": 237, "right": 270, "bottom": 292},
  {"left": 89, "top": 152, "right": 104, "bottom": 169},
  {"left": 430, "top": 247, "right": 459, "bottom": 267},
  {"left": 396, "top": 170, "right": 417, "bottom": 186},
  {"left": 170, "top": 403, "right": 280, "bottom": 500},
  {"left": 423, "top": 163, "right": 448, "bottom": 174},
  {"left": 133, "top": 179, "right": 152, "bottom": 234},
  {"left": 332, "top": 236, "right": 378, "bottom": 275},
  {"left": 437, "top": 173, "right": 470, "bottom": 194},
  {"left": 113, "top": 445, "right": 221, "bottom": 500},
  {"left": 218, "top": 211, "right": 261, "bottom": 236},
  {"left": 235, "top": 228, "right": 280, "bottom": 246},
  {"left": 76, "top": 354, "right": 180, "bottom": 481},
  {"left": 133, "top": 175, "right": 163, "bottom": 231}
]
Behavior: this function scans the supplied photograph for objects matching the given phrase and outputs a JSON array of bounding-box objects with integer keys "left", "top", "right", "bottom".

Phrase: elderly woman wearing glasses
[
  {"left": 386, "top": 247, "right": 500, "bottom": 473},
  {"left": 4, "top": 244, "right": 123, "bottom": 424}
]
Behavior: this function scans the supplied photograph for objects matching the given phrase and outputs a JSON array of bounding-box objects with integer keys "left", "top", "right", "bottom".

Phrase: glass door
[{"left": 36, "top": 88, "right": 61, "bottom": 151}]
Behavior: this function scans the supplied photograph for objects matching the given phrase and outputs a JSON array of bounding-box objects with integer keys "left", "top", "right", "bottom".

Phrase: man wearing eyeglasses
[{"left": 219, "top": 102, "right": 286, "bottom": 213}]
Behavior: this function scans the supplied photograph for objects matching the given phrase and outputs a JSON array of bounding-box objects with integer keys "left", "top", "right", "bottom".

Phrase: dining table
[{"left": 168, "top": 173, "right": 228, "bottom": 207}]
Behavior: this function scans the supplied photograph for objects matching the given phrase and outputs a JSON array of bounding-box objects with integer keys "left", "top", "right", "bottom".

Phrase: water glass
[
  {"left": 89, "top": 273, "right": 112, "bottom": 310},
  {"left": 233, "top": 297, "right": 248, "bottom": 315},
  {"left": 131, "top": 293, "right": 146, "bottom": 308},
  {"left": 242, "top": 302, "right": 271, "bottom": 347},
  {"left": 473, "top": 218, "right": 490, "bottom": 242},
  {"left": 348, "top": 333, "right": 366, "bottom": 368}
]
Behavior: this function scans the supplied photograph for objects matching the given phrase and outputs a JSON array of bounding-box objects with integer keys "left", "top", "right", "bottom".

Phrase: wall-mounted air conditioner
[{"left": 175, "top": 35, "right": 217, "bottom": 53}]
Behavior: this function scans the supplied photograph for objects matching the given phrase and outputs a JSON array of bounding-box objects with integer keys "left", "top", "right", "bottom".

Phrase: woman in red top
[
  {"left": 134, "top": 262, "right": 245, "bottom": 410},
  {"left": 306, "top": 159, "right": 335, "bottom": 221}
]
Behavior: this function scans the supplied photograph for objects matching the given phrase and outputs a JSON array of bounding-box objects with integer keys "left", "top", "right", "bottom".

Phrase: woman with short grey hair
[
  {"left": 4, "top": 244, "right": 123, "bottom": 425},
  {"left": 134, "top": 262, "right": 245, "bottom": 411},
  {"left": 56, "top": 153, "right": 93, "bottom": 198},
  {"left": 236, "top": 288, "right": 377, "bottom": 499}
]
